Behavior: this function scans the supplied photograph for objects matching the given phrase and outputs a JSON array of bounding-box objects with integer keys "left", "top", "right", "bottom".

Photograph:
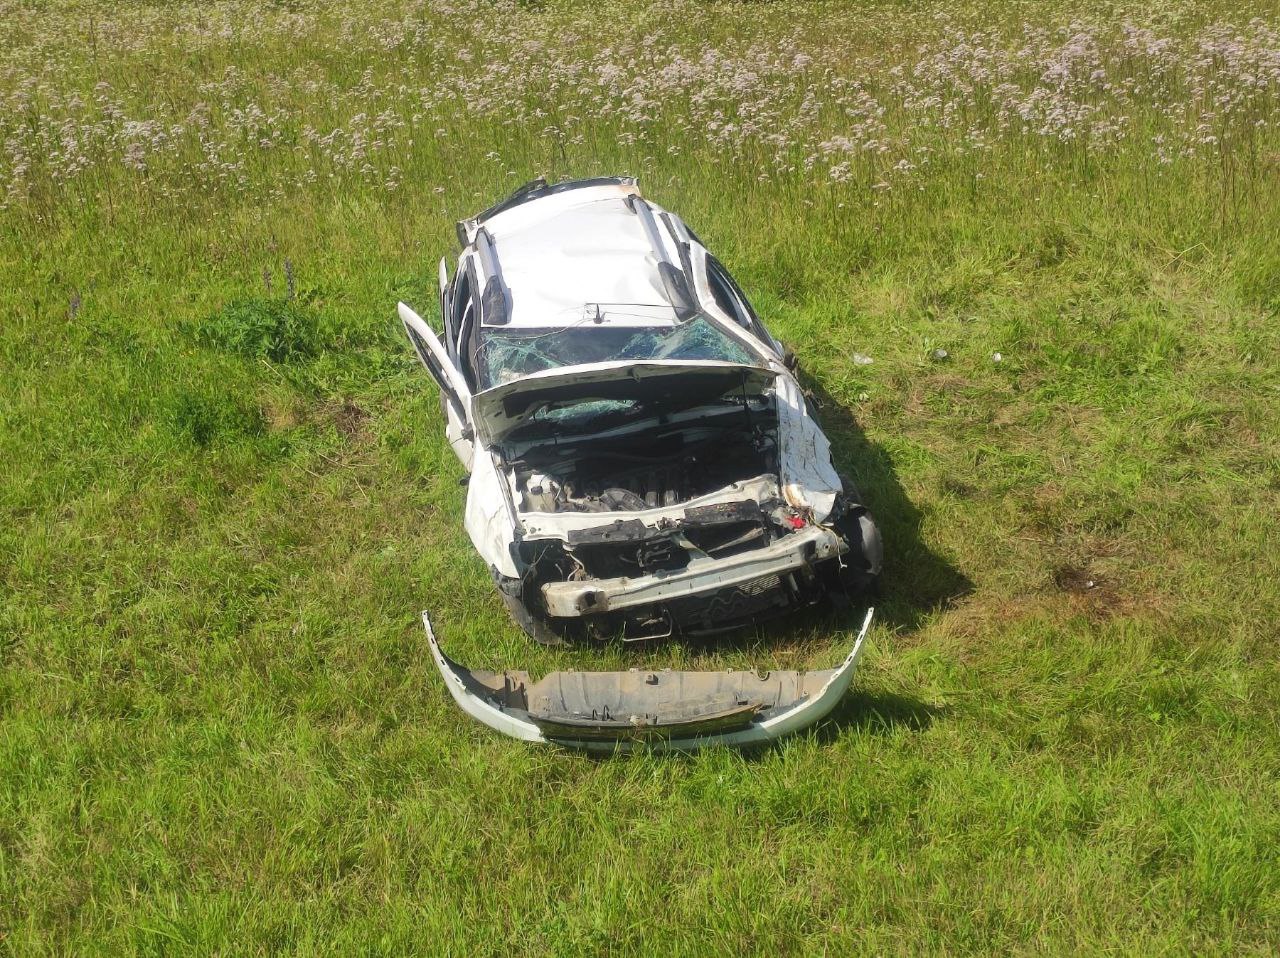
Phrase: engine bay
[
  {"left": 511, "top": 416, "right": 778, "bottom": 515},
  {"left": 496, "top": 404, "right": 861, "bottom": 641}
]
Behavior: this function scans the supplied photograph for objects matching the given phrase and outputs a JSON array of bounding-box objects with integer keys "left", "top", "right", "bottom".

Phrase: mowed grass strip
[{"left": 2, "top": 0, "right": 1279, "bottom": 953}]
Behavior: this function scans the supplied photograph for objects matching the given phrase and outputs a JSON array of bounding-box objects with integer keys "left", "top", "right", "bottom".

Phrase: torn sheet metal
[
  {"left": 774, "top": 375, "right": 842, "bottom": 521},
  {"left": 423, "top": 608, "right": 873, "bottom": 752}
]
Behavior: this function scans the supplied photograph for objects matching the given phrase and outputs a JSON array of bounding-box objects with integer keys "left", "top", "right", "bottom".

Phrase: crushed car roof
[{"left": 465, "top": 179, "right": 686, "bottom": 329}]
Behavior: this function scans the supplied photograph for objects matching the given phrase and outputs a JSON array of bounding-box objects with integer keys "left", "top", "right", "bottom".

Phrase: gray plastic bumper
[{"left": 423, "top": 608, "right": 873, "bottom": 752}]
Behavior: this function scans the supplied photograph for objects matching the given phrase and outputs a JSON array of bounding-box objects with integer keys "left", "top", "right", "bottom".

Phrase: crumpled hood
[{"left": 472, "top": 360, "right": 777, "bottom": 443}]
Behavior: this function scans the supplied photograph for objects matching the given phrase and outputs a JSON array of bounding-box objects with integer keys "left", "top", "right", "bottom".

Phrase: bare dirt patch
[
  {"left": 332, "top": 400, "right": 370, "bottom": 441},
  {"left": 1052, "top": 563, "right": 1101, "bottom": 594}
]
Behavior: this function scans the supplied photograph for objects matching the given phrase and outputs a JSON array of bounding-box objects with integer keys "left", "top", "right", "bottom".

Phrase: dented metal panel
[
  {"left": 774, "top": 375, "right": 842, "bottom": 520},
  {"left": 464, "top": 451, "right": 520, "bottom": 578}
]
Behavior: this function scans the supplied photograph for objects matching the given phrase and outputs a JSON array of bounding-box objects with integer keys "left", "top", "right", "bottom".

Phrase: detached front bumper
[{"left": 423, "top": 607, "right": 873, "bottom": 752}]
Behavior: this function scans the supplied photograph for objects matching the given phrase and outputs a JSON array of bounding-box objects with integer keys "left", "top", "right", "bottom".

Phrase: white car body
[{"left": 401, "top": 177, "right": 881, "bottom": 748}]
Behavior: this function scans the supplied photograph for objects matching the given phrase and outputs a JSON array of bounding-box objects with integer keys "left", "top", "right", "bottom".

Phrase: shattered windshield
[{"left": 476, "top": 316, "right": 755, "bottom": 389}]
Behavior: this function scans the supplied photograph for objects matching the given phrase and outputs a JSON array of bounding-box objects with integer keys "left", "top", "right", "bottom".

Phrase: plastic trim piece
[{"left": 422, "top": 607, "right": 873, "bottom": 753}]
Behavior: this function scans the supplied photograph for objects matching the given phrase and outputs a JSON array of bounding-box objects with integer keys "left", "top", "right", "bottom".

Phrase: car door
[{"left": 398, "top": 300, "right": 475, "bottom": 470}]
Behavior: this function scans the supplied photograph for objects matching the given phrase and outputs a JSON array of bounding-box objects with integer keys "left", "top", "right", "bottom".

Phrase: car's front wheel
[
  {"left": 492, "top": 570, "right": 568, "bottom": 646},
  {"left": 831, "top": 475, "right": 883, "bottom": 599}
]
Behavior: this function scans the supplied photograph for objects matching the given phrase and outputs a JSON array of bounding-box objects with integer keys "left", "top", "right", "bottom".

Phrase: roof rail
[
  {"left": 661, "top": 212, "right": 698, "bottom": 281},
  {"left": 621, "top": 196, "right": 703, "bottom": 320},
  {"left": 625, "top": 194, "right": 670, "bottom": 265},
  {"left": 623, "top": 195, "right": 698, "bottom": 320},
  {"left": 473, "top": 227, "right": 509, "bottom": 326}
]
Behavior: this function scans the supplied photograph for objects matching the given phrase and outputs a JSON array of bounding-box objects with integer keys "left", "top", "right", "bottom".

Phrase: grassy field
[{"left": 3, "top": 0, "right": 1280, "bottom": 952}]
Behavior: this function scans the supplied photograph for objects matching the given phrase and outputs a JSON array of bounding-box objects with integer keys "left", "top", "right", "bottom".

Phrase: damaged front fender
[{"left": 423, "top": 608, "right": 873, "bottom": 752}]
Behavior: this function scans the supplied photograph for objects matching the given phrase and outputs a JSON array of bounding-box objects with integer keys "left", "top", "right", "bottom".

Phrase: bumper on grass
[{"left": 423, "top": 607, "right": 873, "bottom": 752}]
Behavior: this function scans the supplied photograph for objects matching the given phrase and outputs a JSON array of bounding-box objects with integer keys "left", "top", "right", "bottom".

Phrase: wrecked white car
[{"left": 400, "top": 176, "right": 881, "bottom": 749}]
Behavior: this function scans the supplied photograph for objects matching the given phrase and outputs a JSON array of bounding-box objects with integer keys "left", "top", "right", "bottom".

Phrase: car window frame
[
  {"left": 448, "top": 266, "right": 472, "bottom": 358},
  {"left": 704, "top": 254, "right": 777, "bottom": 351}
]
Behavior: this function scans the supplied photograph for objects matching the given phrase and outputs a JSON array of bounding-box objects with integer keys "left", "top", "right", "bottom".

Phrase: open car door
[{"left": 399, "top": 301, "right": 475, "bottom": 469}]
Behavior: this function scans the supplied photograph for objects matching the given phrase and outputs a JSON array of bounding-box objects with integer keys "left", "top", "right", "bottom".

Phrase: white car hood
[{"left": 472, "top": 360, "right": 777, "bottom": 443}]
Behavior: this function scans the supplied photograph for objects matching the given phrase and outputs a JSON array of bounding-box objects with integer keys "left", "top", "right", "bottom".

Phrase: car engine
[{"left": 513, "top": 420, "right": 778, "bottom": 514}]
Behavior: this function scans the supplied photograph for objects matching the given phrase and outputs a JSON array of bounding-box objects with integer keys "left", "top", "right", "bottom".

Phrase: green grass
[{"left": 3, "top": 0, "right": 1280, "bottom": 953}]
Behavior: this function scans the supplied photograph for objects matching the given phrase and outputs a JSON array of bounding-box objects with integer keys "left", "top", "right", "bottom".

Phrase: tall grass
[{"left": 2, "top": 0, "right": 1279, "bottom": 953}]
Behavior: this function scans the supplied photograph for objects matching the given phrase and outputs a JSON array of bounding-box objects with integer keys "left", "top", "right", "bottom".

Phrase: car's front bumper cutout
[{"left": 422, "top": 608, "right": 873, "bottom": 752}]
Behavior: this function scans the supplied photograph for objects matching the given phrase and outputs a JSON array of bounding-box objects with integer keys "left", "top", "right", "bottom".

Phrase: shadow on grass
[
  {"left": 673, "top": 370, "right": 970, "bottom": 749},
  {"left": 720, "top": 690, "right": 945, "bottom": 761},
  {"left": 814, "top": 689, "right": 946, "bottom": 739},
  {"left": 800, "top": 372, "right": 973, "bottom": 635},
  {"left": 685, "top": 370, "right": 971, "bottom": 660}
]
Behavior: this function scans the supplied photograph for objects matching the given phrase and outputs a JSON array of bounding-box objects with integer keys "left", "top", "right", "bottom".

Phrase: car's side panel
[
  {"left": 464, "top": 450, "right": 520, "bottom": 578},
  {"left": 774, "top": 374, "right": 843, "bottom": 521}
]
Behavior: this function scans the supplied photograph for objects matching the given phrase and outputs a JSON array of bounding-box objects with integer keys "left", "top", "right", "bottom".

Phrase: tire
[
  {"left": 493, "top": 572, "right": 569, "bottom": 647},
  {"left": 833, "top": 474, "right": 883, "bottom": 599}
]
